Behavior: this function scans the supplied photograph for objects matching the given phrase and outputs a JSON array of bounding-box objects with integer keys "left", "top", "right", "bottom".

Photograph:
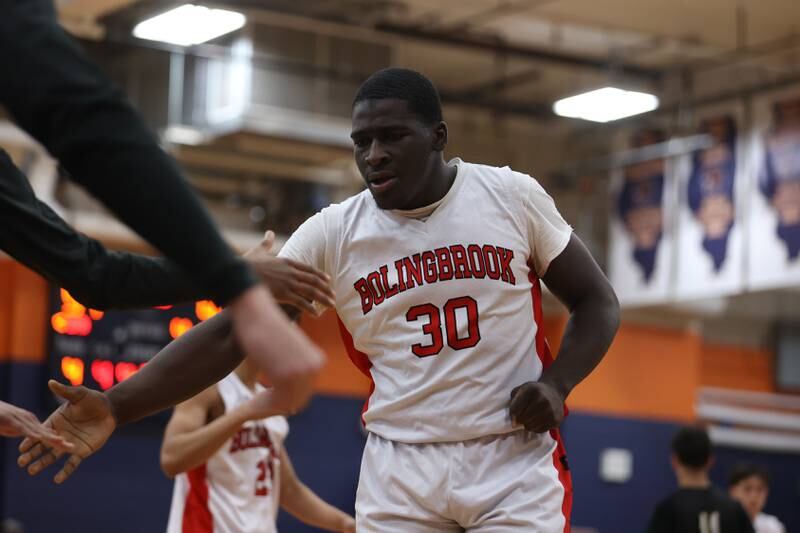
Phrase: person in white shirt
[
  {"left": 274, "top": 67, "right": 619, "bottom": 531},
  {"left": 729, "top": 464, "right": 786, "bottom": 533}
]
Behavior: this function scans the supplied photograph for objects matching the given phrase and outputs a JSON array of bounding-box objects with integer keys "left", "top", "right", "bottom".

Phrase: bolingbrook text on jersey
[
  {"left": 354, "top": 243, "right": 516, "bottom": 315},
  {"left": 229, "top": 424, "right": 275, "bottom": 454}
]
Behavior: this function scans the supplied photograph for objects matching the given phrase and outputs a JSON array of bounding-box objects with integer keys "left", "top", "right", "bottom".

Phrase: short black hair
[
  {"left": 672, "top": 426, "right": 712, "bottom": 469},
  {"left": 353, "top": 67, "right": 443, "bottom": 125},
  {"left": 728, "top": 463, "right": 770, "bottom": 488}
]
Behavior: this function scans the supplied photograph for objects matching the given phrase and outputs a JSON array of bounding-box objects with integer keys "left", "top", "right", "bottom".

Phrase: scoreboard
[{"left": 48, "top": 287, "right": 221, "bottom": 392}]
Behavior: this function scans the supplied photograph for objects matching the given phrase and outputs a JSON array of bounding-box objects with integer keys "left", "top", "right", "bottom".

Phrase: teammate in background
[
  {"left": 161, "top": 359, "right": 355, "bottom": 533},
  {"left": 21, "top": 68, "right": 620, "bottom": 532},
  {"left": 728, "top": 464, "right": 785, "bottom": 533},
  {"left": 646, "top": 426, "right": 754, "bottom": 533}
]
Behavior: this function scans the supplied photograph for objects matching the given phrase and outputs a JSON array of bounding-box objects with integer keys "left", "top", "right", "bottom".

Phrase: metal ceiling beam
[
  {"left": 421, "top": 0, "right": 558, "bottom": 33},
  {"left": 374, "top": 21, "right": 663, "bottom": 82},
  {"left": 221, "top": 4, "right": 662, "bottom": 81},
  {"left": 438, "top": 90, "right": 553, "bottom": 119},
  {"left": 95, "top": 32, "right": 560, "bottom": 121},
  {"left": 453, "top": 69, "right": 543, "bottom": 98}
]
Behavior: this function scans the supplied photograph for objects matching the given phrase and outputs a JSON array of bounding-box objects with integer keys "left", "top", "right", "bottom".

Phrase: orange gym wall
[
  {"left": 0, "top": 258, "right": 776, "bottom": 421},
  {"left": 0, "top": 259, "right": 49, "bottom": 363}
]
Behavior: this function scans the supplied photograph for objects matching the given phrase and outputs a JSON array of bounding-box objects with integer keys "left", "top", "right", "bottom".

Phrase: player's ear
[
  {"left": 432, "top": 121, "right": 448, "bottom": 152},
  {"left": 669, "top": 453, "right": 679, "bottom": 471}
]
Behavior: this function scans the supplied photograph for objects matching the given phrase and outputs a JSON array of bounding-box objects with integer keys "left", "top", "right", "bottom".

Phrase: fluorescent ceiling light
[
  {"left": 133, "top": 4, "right": 246, "bottom": 47},
  {"left": 553, "top": 87, "right": 659, "bottom": 123}
]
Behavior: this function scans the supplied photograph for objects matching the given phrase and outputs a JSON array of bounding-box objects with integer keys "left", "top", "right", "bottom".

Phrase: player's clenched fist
[{"left": 509, "top": 381, "right": 565, "bottom": 433}]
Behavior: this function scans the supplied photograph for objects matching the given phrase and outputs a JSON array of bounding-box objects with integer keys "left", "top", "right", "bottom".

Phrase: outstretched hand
[
  {"left": 0, "top": 400, "right": 72, "bottom": 452},
  {"left": 244, "top": 230, "right": 335, "bottom": 314},
  {"left": 18, "top": 380, "right": 116, "bottom": 484}
]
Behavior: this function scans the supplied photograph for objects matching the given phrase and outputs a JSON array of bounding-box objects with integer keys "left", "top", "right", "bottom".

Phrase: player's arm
[
  {"left": 17, "top": 217, "right": 329, "bottom": 482},
  {"left": 0, "top": 3, "right": 254, "bottom": 304},
  {"left": 0, "top": 4, "right": 324, "bottom": 419},
  {"left": 18, "top": 311, "right": 244, "bottom": 483},
  {"left": 541, "top": 233, "right": 619, "bottom": 398},
  {"left": 0, "top": 149, "right": 201, "bottom": 309},
  {"left": 18, "top": 306, "right": 304, "bottom": 482},
  {"left": 278, "top": 448, "right": 356, "bottom": 533},
  {"left": 159, "top": 387, "right": 218, "bottom": 477},
  {"left": 0, "top": 151, "right": 334, "bottom": 310},
  {"left": 510, "top": 234, "right": 620, "bottom": 432},
  {"left": 508, "top": 172, "right": 619, "bottom": 433},
  {"left": 160, "top": 386, "right": 283, "bottom": 478}
]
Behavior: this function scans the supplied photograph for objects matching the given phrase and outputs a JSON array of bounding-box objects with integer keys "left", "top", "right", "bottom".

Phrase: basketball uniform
[
  {"left": 279, "top": 158, "right": 573, "bottom": 531},
  {"left": 166, "top": 372, "right": 289, "bottom": 533}
]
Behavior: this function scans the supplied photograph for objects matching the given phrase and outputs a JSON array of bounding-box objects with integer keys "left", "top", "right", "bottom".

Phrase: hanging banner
[
  {"left": 674, "top": 107, "right": 746, "bottom": 300},
  {"left": 747, "top": 89, "right": 800, "bottom": 290},
  {"left": 609, "top": 129, "right": 675, "bottom": 306}
]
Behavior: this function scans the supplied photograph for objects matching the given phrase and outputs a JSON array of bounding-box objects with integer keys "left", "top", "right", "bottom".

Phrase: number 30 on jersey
[{"left": 405, "top": 296, "right": 481, "bottom": 357}]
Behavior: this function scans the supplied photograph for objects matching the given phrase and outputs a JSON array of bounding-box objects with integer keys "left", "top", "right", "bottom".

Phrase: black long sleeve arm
[
  {"left": 0, "top": 0, "right": 256, "bottom": 305},
  {"left": 0, "top": 149, "right": 207, "bottom": 309}
]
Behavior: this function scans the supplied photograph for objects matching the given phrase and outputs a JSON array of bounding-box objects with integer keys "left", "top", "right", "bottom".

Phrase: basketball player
[
  {"left": 22, "top": 68, "right": 619, "bottom": 532},
  {"left": 161, "top": 360, "right": 355, "bottom": 533},
  {"left": 0, "top": 0, "right": 323, "bottom": 416},
  {"left": 646, "top": 426, "right": 754, "bottom": 533}
]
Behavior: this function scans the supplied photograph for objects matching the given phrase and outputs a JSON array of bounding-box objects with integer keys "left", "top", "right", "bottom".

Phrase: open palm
[{"left": 18, "top": 380, "right": 117, "bottom": 484}]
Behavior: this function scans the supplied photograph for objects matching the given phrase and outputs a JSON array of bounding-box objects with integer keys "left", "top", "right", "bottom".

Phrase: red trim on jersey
[
  {"left": 529, "top": 272, "right": 552, "bottom": 367},
  {"left": 528, "top": 270, "right": 568, "bottom": 417},
  {"left": 183, "top": 464, "right": 213, "bottom": 533},
  {"left": 336, "top": 316, "right": 375, "bottom": 425},
  {"left": 530, "top": 270, "right": 573, "bottom": 531}
]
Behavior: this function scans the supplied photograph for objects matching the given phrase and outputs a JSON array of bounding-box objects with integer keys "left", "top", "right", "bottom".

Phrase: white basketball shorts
[{"left": 356, "top": 429, "right": 572, "bottom": 532}]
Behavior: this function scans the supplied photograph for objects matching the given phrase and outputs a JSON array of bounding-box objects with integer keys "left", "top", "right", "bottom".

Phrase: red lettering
[
  {"left": 421, "top": 251, "right": 437, "bottom": 283},
  {"left": 498, "top": 247, "right": 516, "bottom": 284},
  {"left": 482, "top": 245, "right": 501, "bottom": 280},
  {"left": 394, "top": 259, "right": 407, "bottom": 292},
  {"left": 449, "top": 245, "right": 471, "bottom": 279},
  {"left": 367, "top": 271, "right": 385, "bottom": 306},
  {"left": 467, "top": 244, "right": 486, "bottom": 278},
  {"left": 354, "top": 278, "right": 372, "bottom": 315},
  {"left": 403, "top": 255, "right": 423, "bottom": 289},
  {"left": 435, "top": 247, "right": 453, "bottom": 281},
  {"left": 381, "top": 265, "right": 399, "bottom": 298}
]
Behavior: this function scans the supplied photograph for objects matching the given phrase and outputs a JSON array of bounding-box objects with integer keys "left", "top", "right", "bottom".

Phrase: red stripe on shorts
[
  {"left": 550, "top": 428, "right": 574, "bottom": 532},
  {"left": 183, "top": 464, "right": 213, "bottom": 533},
  {"left": 530, "top": 270, "right": 573, "bottom": 531},
  {"left": 337, "top": 315, "right": 375, "bottom": 425}
]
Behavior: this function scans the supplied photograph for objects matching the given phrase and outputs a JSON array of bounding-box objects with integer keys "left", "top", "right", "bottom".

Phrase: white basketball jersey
[
  {"left": 280, "top": 159, "right": 572, "bottom": 443},
  {"left": 166, "top": 373, "right": 289, "bottom": 533}
]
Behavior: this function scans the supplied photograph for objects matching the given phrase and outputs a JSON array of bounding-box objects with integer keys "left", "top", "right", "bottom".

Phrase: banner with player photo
[
  {"left": 673, "top": 107, "right": 746, "bottom": 300},
  {"left": 747, "top": 88, "right": 800, "bottom": 290},
  {"left": 608, "top": 128, "right": 675, "bottom": 306}
]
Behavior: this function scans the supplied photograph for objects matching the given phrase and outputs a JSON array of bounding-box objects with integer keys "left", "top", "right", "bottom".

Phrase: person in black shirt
[
  {"left": 0, "top": 150, "right": 334, "bottom": 446},
  {"left": 0, "top": 0, "right": 331, "bottom": 443},
  {"left": 646, "top": 426, "right": 754, "bottom": 533}
]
